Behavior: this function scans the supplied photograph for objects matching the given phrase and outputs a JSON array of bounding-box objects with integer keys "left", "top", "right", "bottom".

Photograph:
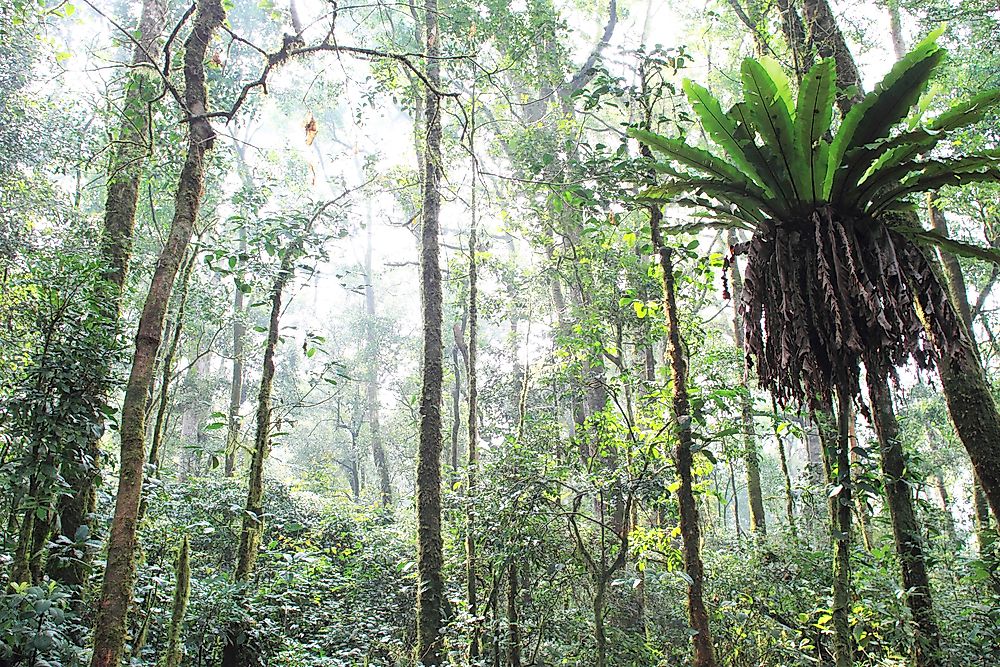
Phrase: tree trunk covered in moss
[
  {"left": 465, "top": 131, "right": 481, "bottom": 658},
  {"left": 89, "top": 2, "right": 224, "bottom": 664},
  {"left": 224, "top": 236, "right": 246, "bottom": 478},
  {"left": 415, "top": 0, "right": 445, "bottom": 661},
  {"left": 868, "top": 375, "right": 941, "bottom": 667},
  {"left": 163, "top": 535, "right": 191, "bottom": 667},
  {"left": 655, "top": 230, "right": 716, "bottom": 667},
  {"left": 728, "top": 231, "right": 766, "bottom": 535},
  {"left": 235, "top": 237, "right": 303, "bottom": 580},
  {"left": 815, "top": 396, "right": 853, "bottom": 667},
  {"left": 51, "top": 0, "right": 168, "bottom": 590},
  {"left": 927, "top": 197, "right": 996, "bottom": 544},
  {"left": 800, "top": 0, "right": 863, "bottom": 115}
]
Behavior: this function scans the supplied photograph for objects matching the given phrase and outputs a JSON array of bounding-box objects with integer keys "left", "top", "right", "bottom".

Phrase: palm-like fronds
[{"left": 630, "top": 30, "right": 1000, "bottom": 406}]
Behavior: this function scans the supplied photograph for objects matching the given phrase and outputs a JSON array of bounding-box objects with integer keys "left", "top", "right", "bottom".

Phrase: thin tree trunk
[
  {"left": 89, "top": 3, "right": 224, "bottom": 664},
  {"left": 465, "top": 110, "right": 481, "bottom": 658},
  {"left": 848, "top": 411, "right": 874, "bottom": 552},
  {"left": 868, "top": 375, "right": 942, "bottom": 667},
  {"left": 933, "top": 473, "right": 956, "bottom": 542},
  {"left": 507, "top": 560, "right": 521, "bottom": 667},
  {"left": 729, "top": 457, "right": 743, "bottom": 538},
  {"left": 815, "top": 397, "right": 853, "bottom": 667},
  {"left": 415, "top": 0, "right": 445, "bottom": 660},
  {"left": 639, "top": 62, "right": 716, "bottom": 667},
  {"left": 451, "top": 328, "right": 462, "bottom": 476},
  {"left": 163, "top": 536, "right": 191, "bottom": 667},
  {"left": 364, "top": 216, "right": 392, "bottom": 507},
  {"left": 52, "top": 0, "right": 168, "bottom": 590},
  {"left": 224, "top": 232, "right": 246, "bottom": 478},
  {"left": 147, "top": 250, "right": 196, "bottom": 472},
  {"left": 235, "top": 237, "right": 303, "bottom": 580},
  {"left": 656, "top": 229, "right": 716, "bottom": 667},
  {"left": 772, "top": 400, "right": 797, "bottom": 536}
]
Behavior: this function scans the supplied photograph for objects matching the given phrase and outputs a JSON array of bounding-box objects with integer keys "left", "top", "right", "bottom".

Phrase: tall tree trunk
[
  {"left": 466, "top": 155, "right": 481, "bottom": 659},
  {"left": 638, "top": 89, "right": 715, "bottom": 666},
  {"left": 364, "top": 216, "right": 392, "bottom": 506},
  {"left": 933, "top": 472, "right": 957, "bottom": 543},
  {"left": 224, "top": 232, "right": 246, "bottom": 478},
  {"left": 775, "top": 0, "right": 809, "bottom": 79},
  {"left": 235, "top": 237, "right": 303, "bottom": 580},
  {"left": 163, "top": 535, "right": 191, "bottom": 667},
  {"left": 772, "top": 399, "right": 797, "bottom": 536},
  {"left": 800, "top": 0, "right": 864, "bottom": 115},
  {"left": 728, "top": 231, "right": 766, "bottom": 535},
  {"left": 147, "top": 250, "right": 196, "bottom": 472},
  {"left": 848, "top": 411, "right": 874, "bottom": 553},
  {"left": 507, "top": 560, "right": 522, "bottom": 667},
  {"left": 656, "top": 230, "right": 716, "bottom": 667},
  {"left": 415, "top": 0, "right": 445, "bottom": 661},
  {"left": 868, "top": 374, "right": 942, "bottom": 667},
  {"left": 815, "top": 396, "right": 853, "bottom": 667},
  {"left": 927, "top": 196, "right": 996, "bottom": 545},
  {"left": 89, "top": 2, "right": 224, "bottom": 664},
  {"left": 451, "top": 327, "right": 462, "bottom": 476},
  {"left": 52, "top": 0, "right": 168, "bottom": 590}
]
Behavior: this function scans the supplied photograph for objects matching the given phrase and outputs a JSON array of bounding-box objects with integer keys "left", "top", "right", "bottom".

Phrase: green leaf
[
  {"left": 641, "top": 178, "right": 771, "bottom": 223},
  {"left": 682, "top": 79, "right": 771, "bottom": 193},
  {"left": 629, "top": 129, "right": 754, "bottom": 190},
  {"left": 827, "top": 26, "right": 946, "bottom": 200},
  {"left": 794, "top": 59, "right": 836, "bottom": 202},
  {"left": 890, "top": 225, "right": 1000, "bottom": 265},
  {"left": 742, "top": 58, "right": 804, "bottom": 204},
  {"left": 869, "top": 161, "right": 1000, "bottom": 215}
]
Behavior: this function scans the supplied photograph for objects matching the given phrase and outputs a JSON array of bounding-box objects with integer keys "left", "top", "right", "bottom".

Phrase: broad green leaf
[
  {"left": 742, "top": 58, "right": 805, "bottom": 204},
  {"left": 629, "top": 129, "right": 760, "bottom": 194},
  {"left": 827, "top": 25, "right": 946, "bottom": 199},
  {"left": 889, "top": 225, "right": 1000, "bottom": 265},
  {"left": 683, "top": 79, "right": 770, "bottom": 192},
  {"left": 794, "top": 59, "right": 836, "bottom": 202}
]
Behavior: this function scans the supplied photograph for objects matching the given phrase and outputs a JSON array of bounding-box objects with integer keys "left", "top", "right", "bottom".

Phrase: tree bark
[
  {"left": 466, "top": 161, "right": 481, "bottom": 659},
  {"left": 235, "top": 234, "right": 304, "bottom": 580},
  {"left": 147, "top": 250, "right": 196, "bottom": 472},
  {"left": 868, "top": 375, "right": 942, "bottom": 667},
  {"left": 89, "top": 2, "right": 224, "bottom": 664},
  {"left": 224, "top": 236, "right": 246, "bottom": 478},
  {"left": 814, "top": 397, "right": 853, "bottom": 667},
  {"left": 655, "top": 227, "right": 717, "bottom": 667},
  {"left": 52, "top": 0, "right": 168, "bottom": 590},
  {"left": 927, "top": 196, "right": 996, "bottom": 545},
  {"left": 415, "top": 0, "right": 445, "bottom": 661}
]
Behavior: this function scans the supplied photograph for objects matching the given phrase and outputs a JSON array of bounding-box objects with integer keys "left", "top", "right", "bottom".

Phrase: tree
[
  {"left": 89, "top": 2, "right": 226, "bottom": 664},
  {"left": 414, "top": 0, "right": 446, "bottom": 662}
]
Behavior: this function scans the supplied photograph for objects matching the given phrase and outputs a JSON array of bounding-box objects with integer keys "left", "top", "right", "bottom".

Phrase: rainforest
[{"left": 2, "top": 0, "right": 1000, "bottom": 665}]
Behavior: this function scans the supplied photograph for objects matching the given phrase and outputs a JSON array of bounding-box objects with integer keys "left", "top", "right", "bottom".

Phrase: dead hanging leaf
[{"left": 304, "top": 112, "right": 318, "bottom": 146}]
